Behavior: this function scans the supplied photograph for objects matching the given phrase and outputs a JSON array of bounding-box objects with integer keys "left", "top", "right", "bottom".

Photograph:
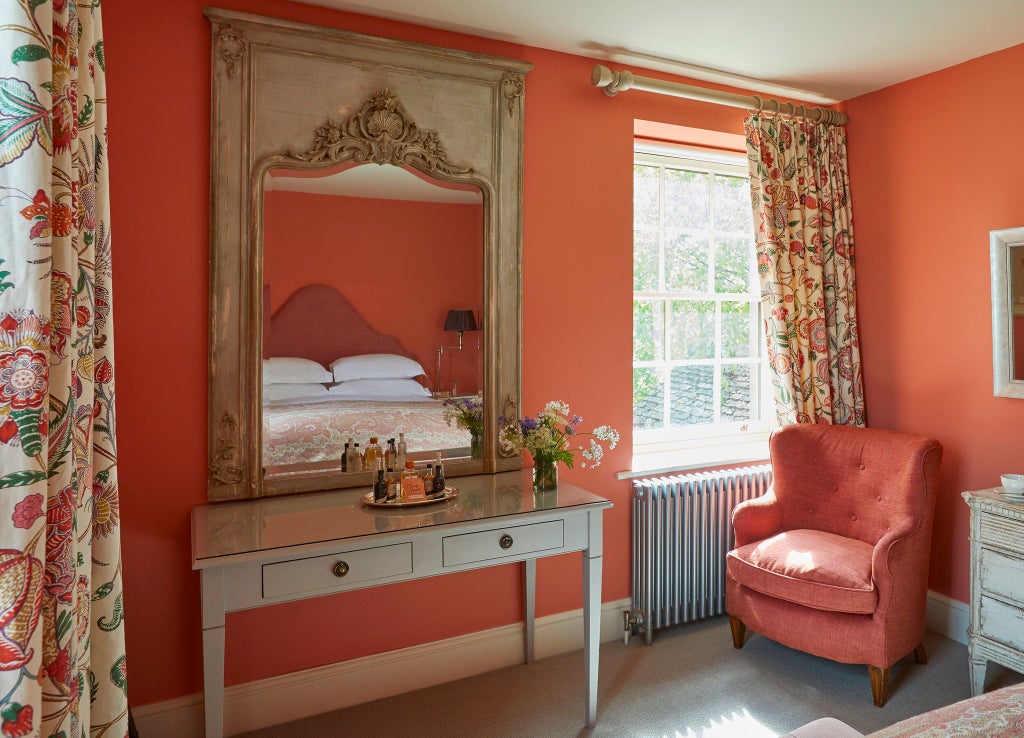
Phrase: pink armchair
[{"left": 726, "top": 424, "right": 943, "bottom": 707}]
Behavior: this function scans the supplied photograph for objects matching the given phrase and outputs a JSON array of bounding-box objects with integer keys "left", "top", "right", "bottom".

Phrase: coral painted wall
[
  {"left": 103, "top": 0, "right": 757, "bottom": 707},
  {"left": 845, "top": 42, "right": 1024, "bottom": 603},
  {"left": 263, "top": 190, "right": 483, "bottom": 394}
]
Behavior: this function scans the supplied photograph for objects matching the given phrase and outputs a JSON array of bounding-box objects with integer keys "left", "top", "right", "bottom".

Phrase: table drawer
[
  {"left": 443, "top": 520, "right": 564, "bottom": 567},
  {"left": 979, "top": 595, "right": 1024, "bottom": 652},
  {"left": 262, "top": 542, "right": 412, "bottom": 599},
  {"left": 979, "top": 512, "right": 1024, "bottom": 556},
  {"left": 979, "top": 547, "right": 1024, "bottom": 604}
]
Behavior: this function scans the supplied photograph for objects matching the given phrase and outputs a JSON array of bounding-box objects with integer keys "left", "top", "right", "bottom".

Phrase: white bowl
[{"left": 1001, "top": 474, "right": 1024, "bottom": 494}]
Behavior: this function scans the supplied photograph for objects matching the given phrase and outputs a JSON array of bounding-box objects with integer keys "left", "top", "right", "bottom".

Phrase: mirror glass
[
  {"left": 260, "top": 163, "right": 484, "bottom": 478},
  {"left": 1012, "top": 243, "right": 1024, "bottom": 381}
]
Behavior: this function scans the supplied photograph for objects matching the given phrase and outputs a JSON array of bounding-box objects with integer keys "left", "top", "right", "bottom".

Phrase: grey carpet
[{"left": 238, "top": 618, "right": 1021, "bottom": 737}]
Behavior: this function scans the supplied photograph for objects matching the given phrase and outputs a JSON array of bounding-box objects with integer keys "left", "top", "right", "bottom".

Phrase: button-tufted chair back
[{"left": 769, "top": 424, "right": 942, "bottom": 546}]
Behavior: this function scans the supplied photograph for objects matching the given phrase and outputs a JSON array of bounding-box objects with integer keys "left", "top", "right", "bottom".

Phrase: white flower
[{"left": 593, "top": 425, "right": 620, "bottom": 449}]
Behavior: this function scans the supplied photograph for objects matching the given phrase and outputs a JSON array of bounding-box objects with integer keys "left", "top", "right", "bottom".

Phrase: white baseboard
[
  {"left": 133, "top": 597, "right": 631, "bottom": 738},
  {"left": 926, "top": 589, "right": 969, "bottom": 645},
  {"left": 134, "top": 590, "right": 972, "bottom": 737}
]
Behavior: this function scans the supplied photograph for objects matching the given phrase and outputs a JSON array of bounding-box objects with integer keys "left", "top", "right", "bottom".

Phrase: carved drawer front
[
  {"left": 442, "top": 520, "right": 564, "bottom": 567},
  {"left": 979, "top": 547, "right": 1024, "bottom": 603},
  {"left": 262, "top": 543, "right": 413, "bottom": 599},
  {"left": 979, "top": 512, "right": 1024, "bottom": 556},
  {"left": 979, "top": 595, "right": 1024, "bottom": 652}
]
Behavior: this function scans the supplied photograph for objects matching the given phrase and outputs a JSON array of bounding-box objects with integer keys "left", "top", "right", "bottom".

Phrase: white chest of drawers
[
  {"left": 964, "top": 487, "right": 1024, "bottom": 694},
  {"left": 192, "top": 471, "right": 611, "bottom": 737}
]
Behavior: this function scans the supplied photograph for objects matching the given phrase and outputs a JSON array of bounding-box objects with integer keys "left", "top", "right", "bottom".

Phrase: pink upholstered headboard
[{"left": 264, "top": 284, "right": 419, "bottom": 369}]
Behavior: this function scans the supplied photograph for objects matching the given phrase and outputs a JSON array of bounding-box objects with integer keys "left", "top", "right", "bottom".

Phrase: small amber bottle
[{"left": 422, "top": 464, "right": 435, "bottom": 493}]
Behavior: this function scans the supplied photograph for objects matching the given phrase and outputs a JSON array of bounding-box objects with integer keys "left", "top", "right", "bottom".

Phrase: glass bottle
[
  {"left": 433, "top": 464, "right": 446, "bottom": 495},
  {"left": 364, "top": 437, "right": 383, "bottom": 471},
  {"left": 422, "top": 464, "right": 435, "bottom": 493},
  {"left": 341, "top": 442, "right": 350, "bottom": 472},
  {"left": 373, "top": 468, "right": 387, "bottom": 502},
  {"left": 397, "top": 433, "right": 408, "bottom": 468},
  {"left": 345, "top": 437, "right": 356, "bottom": 471},
  {"left": 353, "top": 442, "right": 361, "bottom": 471},
  {"left": 384, "top": 438, "right": 397, "bottom": 470},
  {"left": 386, "top": 467, "right": 400, "bottom": 502}
]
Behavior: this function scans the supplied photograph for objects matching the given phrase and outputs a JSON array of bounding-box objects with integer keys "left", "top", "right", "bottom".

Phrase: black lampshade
[{"left": 443, "top": 309, "right": 478, "bottom": 333}]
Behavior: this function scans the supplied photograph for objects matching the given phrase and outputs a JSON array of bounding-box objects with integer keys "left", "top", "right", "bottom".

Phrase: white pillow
[
  {"left": 263, "top": 383, "right": 329, "bottom": 403},
  {"left": 327, "top": 378, "right": 430, "bottom": 400},
  {"left": 330, "top": 353, "right": 426, "bottom": 382},
  {"left": 263, "top": 357, "right": 332, "bottom": 385}
]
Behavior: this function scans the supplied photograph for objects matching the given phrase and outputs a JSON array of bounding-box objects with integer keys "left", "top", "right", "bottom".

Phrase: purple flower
[
  {"left": 519, "top": 417, "right": 539, "bottom": 434},
  {"left": 571, "top": 414, "right": 583, "bottom": 426},
  {"left": 565, "top": 425, "right": 576, "bottom": 436}
]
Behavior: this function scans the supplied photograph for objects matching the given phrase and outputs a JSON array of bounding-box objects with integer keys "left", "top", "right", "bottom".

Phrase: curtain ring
[{"left": 752, "top": 95, "right": 763, "bottom": 115}]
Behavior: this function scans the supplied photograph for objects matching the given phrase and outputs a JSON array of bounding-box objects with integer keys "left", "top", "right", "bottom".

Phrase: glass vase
[
  {"left": 533, "top": 455, "right": 558, "bottom": 491},
  {"left": 470, "top": 430, "right": 483, "bottom": 460}
]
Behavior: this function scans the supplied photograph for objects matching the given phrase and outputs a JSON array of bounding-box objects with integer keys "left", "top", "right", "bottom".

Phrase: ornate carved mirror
[{"left": 205, "top": 8, "right": 529, "bottom": 499}]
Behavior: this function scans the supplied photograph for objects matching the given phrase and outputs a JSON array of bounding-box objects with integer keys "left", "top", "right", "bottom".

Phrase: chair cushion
[{"left": 727, "top": 529, "right": 877, "bottom": 614}]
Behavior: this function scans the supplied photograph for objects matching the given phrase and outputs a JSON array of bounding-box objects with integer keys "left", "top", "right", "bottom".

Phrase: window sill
[{"left": 616, "top": 439, "right": 769, "bottom": 480}]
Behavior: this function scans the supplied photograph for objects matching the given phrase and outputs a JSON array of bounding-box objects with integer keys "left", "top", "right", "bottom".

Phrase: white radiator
[{"left": 629, "top": 464, "right": 773, "bottom": 644}]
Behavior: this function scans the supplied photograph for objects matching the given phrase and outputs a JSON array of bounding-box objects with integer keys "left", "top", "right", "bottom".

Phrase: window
[{"left": 632, "top": 145, "right": 769, "bottom": 469}]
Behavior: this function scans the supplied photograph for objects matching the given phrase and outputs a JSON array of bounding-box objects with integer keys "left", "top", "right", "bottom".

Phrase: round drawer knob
[
  {"left": 499, "top": 534, "right": 514, "bottom": 550},
  {"left": 332, "top": 561, "right": 350, "bottom": 578}
]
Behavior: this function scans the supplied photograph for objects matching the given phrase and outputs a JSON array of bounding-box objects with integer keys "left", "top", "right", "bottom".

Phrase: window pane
[
  {"left": 663, "top": 168, "right": 709, "bottom": 229},
  {"left": 633, "top": 299, "right": 664, "bottom": 362},
  {"left": 670, "top": 300, "right": 714, "bottom": 360},
  {"left": 720, "top": 364, "right": 754, "bottom": 422},
  {"left": 665, "top": 233, "right": 709, "bottom": 292},
  {"left": 721, "top": 301, "right": 754, "bottom": 358},
  {"left": 634, "top": 165, "right": 660, "bottom": 229},
  {"left": 715, "top": 236, "right": 754, "bottom": 293},
  {"left": 633, "top": 230, "right": 660, "bottom": 292},
  {"left": 670, "top": 365, "right": 714, "bottom": 426},
  {"left": 714, "top": 174, "right": 753, "bottom": 233},
  {"left": 633, "top": 367, "right": 664, "bottom": 430}
]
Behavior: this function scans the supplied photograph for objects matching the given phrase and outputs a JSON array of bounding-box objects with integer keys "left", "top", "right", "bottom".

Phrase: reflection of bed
[{"left": 261, "top": 284, "right": 469, "bottom": 468}]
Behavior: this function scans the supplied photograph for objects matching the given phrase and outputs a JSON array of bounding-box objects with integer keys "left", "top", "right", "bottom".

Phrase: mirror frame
[
  {"left": 991, "top": 226, "right": 1024, "bottom": 399},
  {"left": 205, "top": 8, "right": 529, "bottom": 499}
]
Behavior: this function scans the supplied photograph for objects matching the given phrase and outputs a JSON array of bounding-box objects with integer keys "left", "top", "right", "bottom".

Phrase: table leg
[
  {"left": 523, "top": 558, "right": 536, "bottom": 664},
  {"left": 583, "top": 549, "right": 602, "bottom": 728},
  {"left": 201, "top": 568, "right": 226, "bottom": 738},
  {"left": 967, "top": 637, "right": 987, "bottom": 696}
]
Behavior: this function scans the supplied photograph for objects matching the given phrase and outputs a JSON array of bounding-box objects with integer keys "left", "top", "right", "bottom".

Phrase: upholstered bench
[{"left": 782, "top": 682, "right": 1024, "bottom": 737}]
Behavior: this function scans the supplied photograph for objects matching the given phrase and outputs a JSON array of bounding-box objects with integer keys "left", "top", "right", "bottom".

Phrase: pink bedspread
[
  {"left": 262, "top": 398, "right": 471, "bottom": 468},
  {"left": 867, "top": 682, "right": 1024, "bottom": 737}
]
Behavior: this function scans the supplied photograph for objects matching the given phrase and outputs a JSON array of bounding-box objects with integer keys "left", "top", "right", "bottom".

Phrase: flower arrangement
[
  {"left": 441, "top": 396, "right": 483, "bottom": 435},
  {"left": 500, "top": 400, "right": 619, "bottom": 490}
]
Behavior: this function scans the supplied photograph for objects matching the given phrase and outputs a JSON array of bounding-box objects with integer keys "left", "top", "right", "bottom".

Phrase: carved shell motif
[{"left": 292, "top": 89, "right": 472, "bottom": 177}]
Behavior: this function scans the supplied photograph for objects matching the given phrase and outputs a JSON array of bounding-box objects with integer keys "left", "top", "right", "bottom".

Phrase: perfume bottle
[
  {"left": 364, "top": 437, "right": 383, "bottom": 471},
  {"left": 352, "top": 442, "right": 361, "bottom": 470},
  {"left": 397, "top": 433, "right": 408, "bottom": 468},
  {"left": 373, "top": 468, "right": 387, "bottom": 502},
  {"left": 422, "top": 464, "right": 435, "bottom": 493},
  {"left": 341, "top": 442, "right": 350, "bottom": 472},
  {"left": 433, "top": 464, "right": 446, "bottom": 495},
  {"left": 386, "top": 468, "right": 400, "bottom": 502},
  {"left": 344, "top": 438, "right": 357, "bottom": 472},
  {"left": 384, "top": 438, "right": 397, "bottom": 470}
]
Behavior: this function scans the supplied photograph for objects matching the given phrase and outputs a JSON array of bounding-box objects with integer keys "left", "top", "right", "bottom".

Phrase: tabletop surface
[{"left": 192, "top": 470, "right": 612, "bottom": 565}]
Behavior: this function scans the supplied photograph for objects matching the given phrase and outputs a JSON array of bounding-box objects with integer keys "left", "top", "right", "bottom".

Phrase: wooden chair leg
[
  {"left": 913, "top": 641, "right": 928, "bottom": 664},
  {"left": 868, "top": 665, "right": 890, "bottom": 707},
  {"left": 729, "top": 615, "right": 746, "bottom": 649}
]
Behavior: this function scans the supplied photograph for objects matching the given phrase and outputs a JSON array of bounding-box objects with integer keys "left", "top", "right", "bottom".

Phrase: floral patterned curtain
[
  {"left": 0, "top": 1, "right": 128, "bottom": 736},
  {"left": 745, "top": 114, "right": 866, "bottom": 426}
]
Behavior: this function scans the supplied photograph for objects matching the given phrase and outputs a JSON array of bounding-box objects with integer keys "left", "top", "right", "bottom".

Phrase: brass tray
[{"left": 361, "top": 486, "right": 458, "bottom": 508}]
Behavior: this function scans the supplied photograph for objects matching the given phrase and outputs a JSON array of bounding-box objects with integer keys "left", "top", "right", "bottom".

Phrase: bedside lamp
[{"left": 436, "top": 309, "right": 479, "bottom": 395}]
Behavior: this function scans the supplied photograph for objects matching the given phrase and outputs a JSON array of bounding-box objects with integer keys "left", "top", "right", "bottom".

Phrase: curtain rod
[{"left": 591, "top": 64, "right": 848, "bottom": 126}]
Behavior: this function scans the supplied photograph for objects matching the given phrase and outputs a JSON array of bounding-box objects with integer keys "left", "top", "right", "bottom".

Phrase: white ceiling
[{"left": 293, "top": 0, "right": 1024, "bottom": 102}]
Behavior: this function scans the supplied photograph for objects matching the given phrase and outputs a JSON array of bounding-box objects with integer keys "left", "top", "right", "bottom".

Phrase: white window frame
[{"left": 629, "top": 142, "right": 772, "bottom": 473}]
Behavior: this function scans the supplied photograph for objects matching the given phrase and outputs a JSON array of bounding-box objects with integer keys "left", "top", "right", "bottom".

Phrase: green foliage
[
  {"left": 95, "top": 40, "right": 105, "bottom": 71},
  {"left": 99, "top": 593, "right": 124, "bottom": 632},
  {"left": 0, "top": 77, "right": 53, "bottom": 165},
  {"left": 0, "top": 469, "right": 47, "bottom": 488},
  {"left": 11, "top": 407, "right": 42, "bottom": 457},
  {"left": 11, "top": 44, "right": 49, "bottom": 64},
  {"left": 0, "top": 258, "right": 14, "bottom": 294}
]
